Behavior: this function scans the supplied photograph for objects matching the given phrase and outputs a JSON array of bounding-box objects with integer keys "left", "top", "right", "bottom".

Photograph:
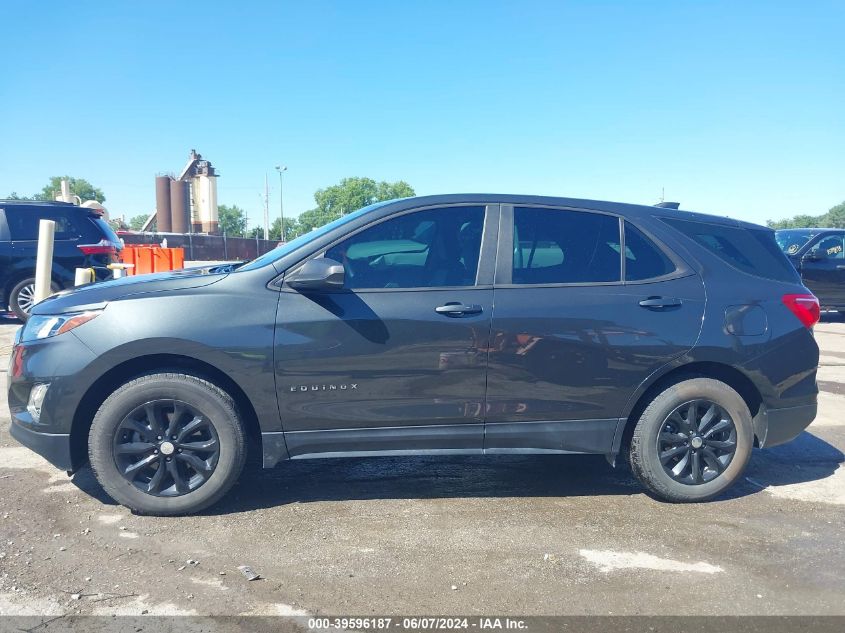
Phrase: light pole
[{"left": 275, "top": 165, "right": 287, "bottom": 242}]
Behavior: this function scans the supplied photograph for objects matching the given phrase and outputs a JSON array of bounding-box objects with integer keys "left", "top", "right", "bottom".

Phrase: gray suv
[{"left": 8, "top": 195, "right": 820, "bottom": 515}]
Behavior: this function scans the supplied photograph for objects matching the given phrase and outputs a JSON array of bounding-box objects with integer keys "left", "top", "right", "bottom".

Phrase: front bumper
[
  {"left": 8, "top": 328, "right": 99, "bottom": 472},
  {"left": 756, "top": 402, "right": 818, "bottom": 448},
  {"left": 9, "top": 420, "right": 72, "bottom": 471}
]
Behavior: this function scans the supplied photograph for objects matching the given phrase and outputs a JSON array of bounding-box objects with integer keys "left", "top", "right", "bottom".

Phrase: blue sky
[{"left": 1, "top": 1, "right": 842, "bottom": 227}]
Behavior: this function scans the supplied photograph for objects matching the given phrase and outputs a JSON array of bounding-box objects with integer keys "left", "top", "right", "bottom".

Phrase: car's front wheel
[
  {"left": 628, "top": 377, "right": 753, "bottom": 502},
  {"left": 88, "top": 373, "right": 247, "bottom": 515}
]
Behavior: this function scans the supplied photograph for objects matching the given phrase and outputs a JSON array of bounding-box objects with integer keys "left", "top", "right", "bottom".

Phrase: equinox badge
[{"left": 290, "top": 384, "right": 358, "bottom": 392}]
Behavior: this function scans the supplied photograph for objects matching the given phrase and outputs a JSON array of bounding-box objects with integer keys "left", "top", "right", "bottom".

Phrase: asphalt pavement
[{"left": 0, "top": 317, "right": 842, "bottom": 619}]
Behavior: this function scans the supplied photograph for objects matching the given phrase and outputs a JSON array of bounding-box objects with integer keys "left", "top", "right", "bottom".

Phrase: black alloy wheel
[
  {"left": 657, "top": 399, "right": 738, "bottom": 485},
  {"left": 113, "top": 399, "right": 220, "bottom": 497}
]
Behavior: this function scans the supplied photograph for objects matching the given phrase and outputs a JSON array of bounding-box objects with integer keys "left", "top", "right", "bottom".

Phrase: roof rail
[
  {"left": 0, "top": 199, "right": 76, "bottom": 206},
  {"left": 654, "top": 201, "right": 681, "bottom": 209}
]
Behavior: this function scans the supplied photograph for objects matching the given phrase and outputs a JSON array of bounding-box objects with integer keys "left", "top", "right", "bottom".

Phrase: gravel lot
[{"left": 0, "top": 316, "right": 843, "bottom": 619}]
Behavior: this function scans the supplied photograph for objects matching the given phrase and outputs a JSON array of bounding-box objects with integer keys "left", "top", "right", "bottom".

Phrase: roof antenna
[{"left": 654, "top": 187, "right": 681, "bottom": 209}]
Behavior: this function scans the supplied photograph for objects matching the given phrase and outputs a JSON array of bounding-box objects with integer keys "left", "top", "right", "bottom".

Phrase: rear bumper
[
  {"left": 9, "top": 421, "right": 72, "bottom": 471},
  {"left": 756, "top": 402, "right": 818, "bottom": 448}
]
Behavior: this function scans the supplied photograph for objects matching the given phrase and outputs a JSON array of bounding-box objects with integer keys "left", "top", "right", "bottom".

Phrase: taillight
[
  {"left": 782, "top": 293, "right": 820, "bottom": 328},
  {"left": 78, "top": 239, "right": 118, "bottom": 256}
]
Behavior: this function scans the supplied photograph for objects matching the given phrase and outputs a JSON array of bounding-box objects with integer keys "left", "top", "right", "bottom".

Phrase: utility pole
[
  {"left": 263, "top": 173, "right": 270, "bottom": 240},
  {"left": 275, "top": 165, "right": 287, "bottom": 242}
]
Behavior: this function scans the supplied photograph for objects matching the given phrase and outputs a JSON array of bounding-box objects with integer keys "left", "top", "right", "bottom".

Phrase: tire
[
  {"left": 9, "top": 277, "right": 60, "bottom": 321},
  {"left": 628, "top": 378, "right": 753, "bottom": 502},
  {"left": 88, "top": 373, "right": 247, "bottom": 516}
]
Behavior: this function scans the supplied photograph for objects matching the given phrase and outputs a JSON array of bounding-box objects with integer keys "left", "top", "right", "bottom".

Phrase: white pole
[
  {"left": 34, "top": 219, "right": 56, "bottom": 303},
  {"left": 74, "top": 268, "right": 92, "bottom": 286},
  {"left": 263, "top": 173, "right": 270, "bottom": 241}
]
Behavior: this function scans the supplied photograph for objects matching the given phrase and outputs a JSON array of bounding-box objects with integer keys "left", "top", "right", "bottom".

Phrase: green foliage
[
  {"left": 203, "top": 177, "right": 414, "bottom": 242},
  {"left": 293, "top": 177, "right": 415, "bottom": 238},
  {"left": 767, "top": 200, "right": 845, "bottom": 229},
  {"left": 218, "top": 204, "right": 248, "bottom": 237},
  {"left": 269, "top": 216, "right": 300, "bottom": 241},
  {"left": 766, "top": 215, "right": 819, "bottom": 229},
  {"left": 36, "top": 176, "right": 105, "bottom": 203},
  {"left": 4, "top": 192, "right": 32, "bottom": 200},
  {"left": 128, "top": 214, "right": 149, "bottom": 231},
  {"left": 826, "top": 202, "right": 845, "bottom": 228}
]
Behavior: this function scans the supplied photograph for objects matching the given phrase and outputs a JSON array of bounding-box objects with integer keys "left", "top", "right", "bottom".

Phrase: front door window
[{"left": 326, "top": 206, "right": 485, "bottom": 289}]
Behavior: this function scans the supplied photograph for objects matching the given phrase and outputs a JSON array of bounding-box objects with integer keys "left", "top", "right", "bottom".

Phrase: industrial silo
[
  {"left": 155, "top": 176, "right": 172, "bottom": 232},
  {"left": 170, "top": 179, "right": 190, "bottom": 234}
]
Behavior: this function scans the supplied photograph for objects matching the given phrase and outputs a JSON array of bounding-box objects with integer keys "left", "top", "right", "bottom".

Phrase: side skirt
[{"left": 262, "top": 418, "right": 626, "bottom": 467}]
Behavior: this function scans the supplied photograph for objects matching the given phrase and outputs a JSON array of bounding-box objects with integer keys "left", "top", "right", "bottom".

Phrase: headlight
[{"left": 22, "top": 310, "right": 102, "bottom": 342}]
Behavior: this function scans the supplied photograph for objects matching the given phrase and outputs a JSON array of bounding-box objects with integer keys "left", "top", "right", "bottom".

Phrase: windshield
[
  {"left": 775, "top": 229, "right": 819, "bottom": 256},
  {"left": 237, "top": 200, "right": 396, "bottom": 272}
]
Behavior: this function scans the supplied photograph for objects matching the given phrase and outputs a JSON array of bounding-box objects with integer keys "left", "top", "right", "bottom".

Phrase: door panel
[
  {"left": 274, "top": 204, "right": 496, "bottom": 455},
  {"left": 486, "top": 276, "right": 705, "bottom": 428},
  {"left": 800, "top": 233, "right": 845, "bottom": 308},
  {"left": 275, "top": 288, "right": 492, "bottom": 434}
]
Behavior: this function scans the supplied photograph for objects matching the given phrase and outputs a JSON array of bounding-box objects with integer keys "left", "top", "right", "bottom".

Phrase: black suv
[
  {"left": 0, "top": 200, "right": 122, "bottom": 319},
  {"left": 9, "top": 195, "right": 819, "bottom": 515},
  {"left": 776, "top": 228, "right": 845, "bottom": 310}
]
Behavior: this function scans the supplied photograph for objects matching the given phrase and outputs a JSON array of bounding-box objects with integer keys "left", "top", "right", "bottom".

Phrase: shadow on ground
[{"left": 68, "top": 431, "right": 843, "bottom": 515}]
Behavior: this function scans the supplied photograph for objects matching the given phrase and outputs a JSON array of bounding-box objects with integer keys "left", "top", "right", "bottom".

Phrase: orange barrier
[{"left": 120, "top": 246, "right": 185, "bottom": 275}]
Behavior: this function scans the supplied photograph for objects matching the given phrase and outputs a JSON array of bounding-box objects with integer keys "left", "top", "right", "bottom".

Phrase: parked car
[
  {"left": 0, "top": 200, "right": 122, "bottom": 319},
  {"left": 776, "top": 228, "right": 845, "bottom": 310},
  {"left": 9, "top": 194, "right": 819, "bottom": 515}
]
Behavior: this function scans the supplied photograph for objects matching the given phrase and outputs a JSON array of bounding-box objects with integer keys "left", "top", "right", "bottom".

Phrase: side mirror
[{"left": 287, "top": 257, "right": 345, "bottom": 291}]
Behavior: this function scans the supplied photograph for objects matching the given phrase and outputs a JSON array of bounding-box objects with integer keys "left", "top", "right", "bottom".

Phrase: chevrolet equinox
[{"left": 8, "top": 195, "right": 820, "bottom": 515}]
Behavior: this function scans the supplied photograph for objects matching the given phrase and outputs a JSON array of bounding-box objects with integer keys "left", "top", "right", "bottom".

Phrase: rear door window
[
  {"left": 512, "top": 207, "right": 621, "bottom": 284},
  {"left": 624, "top": 222, "right": 677, "bottom": 281},
  {"left": 4, "top": 207, "right": 83, "bottom": 241},
  {"left": 662, "top": 218, "right": 799, "bottom": 283}
]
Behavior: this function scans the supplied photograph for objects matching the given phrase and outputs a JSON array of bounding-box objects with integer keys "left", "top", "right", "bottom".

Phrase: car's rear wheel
[
  {"left": 628, "top": 377, "right": 753, "bottom": 502},
  {"left": 88, "top": 373, "right": 246, "bottom": 515},
  {"left": 9, "top": 277, "right": 60, "bottom": 321}
]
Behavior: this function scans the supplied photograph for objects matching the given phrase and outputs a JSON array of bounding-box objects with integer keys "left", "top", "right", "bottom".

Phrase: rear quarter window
[{"left": 661, "top": 217, "right": 799, "bottom": 283}]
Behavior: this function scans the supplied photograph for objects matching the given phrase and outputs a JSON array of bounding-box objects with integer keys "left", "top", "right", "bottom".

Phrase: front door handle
[
  {"left": 435, "top": 302, "right": 483, "bottom": 317},
  {"left": 639, "top": 296, "right": 682, "bottom": 309}
]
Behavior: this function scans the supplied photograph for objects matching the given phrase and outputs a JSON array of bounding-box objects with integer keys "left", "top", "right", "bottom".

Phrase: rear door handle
[
  {"left": 435, "top": 302, "right": 483, "bottom": 317},
  {"left": 639, "top": 296, "right": 682, "bottom": 309}
]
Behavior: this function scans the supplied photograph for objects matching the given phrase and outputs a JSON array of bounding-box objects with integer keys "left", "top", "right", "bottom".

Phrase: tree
[
  {"left": 129, "top": 214, "right": 149, "bottom": 231},
  {"left": 767, "top": 214, "right": 820, "bottom": 229},
  {"left": 217, "top": 204, "right": 248, "bottom": 237},
  {"left": 4, "top": 192, "right": 32, "bottom": 200},
  {"left": 767, "top": 200, "right": 845, "bottom": 229},
  {"left": 295, "top": 177, "right": 415, "bottom": 236},
  {"left": 36, "top": 176, "right": 105, "bottom": 203},
  {"left": 825, "top": 201, "right": 845, "bottom": 228},
  {"left": 246, "top": 226, "right": 264, "bottom": 239},
  {"left": 269, "top": 216, "right": 300, "bottom": 241}
]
